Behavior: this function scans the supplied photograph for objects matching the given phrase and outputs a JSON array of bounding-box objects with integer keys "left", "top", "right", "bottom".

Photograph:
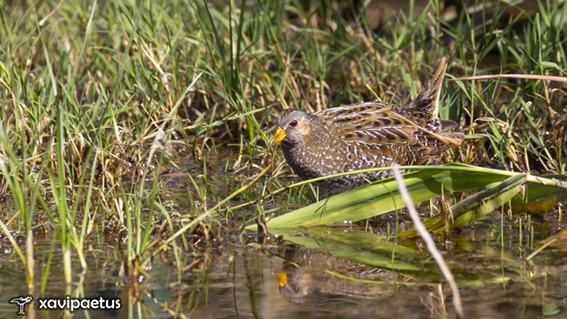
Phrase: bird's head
[{"left": 271, "top": 109, "right": 313, "bottom": 148}]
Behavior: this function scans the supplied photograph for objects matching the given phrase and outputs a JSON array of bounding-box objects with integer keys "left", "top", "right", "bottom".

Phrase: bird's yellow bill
[
  {"left": 271, "top": 126, "right": 286, "bottom": 145},
  {"left": 274, "top": 271, "right": 288, "bottom": 287}
]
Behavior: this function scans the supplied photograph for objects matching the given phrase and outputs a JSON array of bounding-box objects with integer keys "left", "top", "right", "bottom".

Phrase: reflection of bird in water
[
  {"left": 273, "top": 248, "right": 393, "bottom": 302},
  {"left": 274, "top": 266, "right": 312, "bottom": 304},
  {"left": 419, "top": 285, "right": 448, "bottom": 319},
  {"left": 272, "top": 244, "right": 448, "bottom": 318}
]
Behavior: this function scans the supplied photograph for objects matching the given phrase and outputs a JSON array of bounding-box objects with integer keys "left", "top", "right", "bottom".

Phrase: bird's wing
[{"left": 336, "top": 111, "right": 462, "bottom": 165}]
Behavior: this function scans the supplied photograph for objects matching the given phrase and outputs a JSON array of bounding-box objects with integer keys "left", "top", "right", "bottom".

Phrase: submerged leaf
[
  {"left": 535, "top": 229, "right": 567, "bottom": 250},
  {"left": 270, "top": 227, "right": 427, "bottom": 273},
  {"left": 272, "top": 227, "right": 514, "bottom": 285},
  {"left": 509, "top": 174, "right": 567, "bottom": 214}
]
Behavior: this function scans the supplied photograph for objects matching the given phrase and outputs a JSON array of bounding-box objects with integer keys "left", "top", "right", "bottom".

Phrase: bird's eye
[{"left": 290, "top": 120, "right": 298, "bottom": 127}]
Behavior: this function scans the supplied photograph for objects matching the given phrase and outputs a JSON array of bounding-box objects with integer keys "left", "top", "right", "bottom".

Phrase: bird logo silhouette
[{"left": 10, "top": 296, "right": 33, "bottom": 315}]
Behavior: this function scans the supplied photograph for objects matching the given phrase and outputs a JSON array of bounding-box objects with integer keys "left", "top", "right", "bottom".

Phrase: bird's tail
[{"left": 407, "top": 57, "right": 447, "bottom": 120}]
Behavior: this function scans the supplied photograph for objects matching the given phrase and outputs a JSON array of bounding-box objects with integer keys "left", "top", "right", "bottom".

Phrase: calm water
[
  {"left": 1, "top": 198, "right": 567, "bottom": 318},
  {"left": 1, "top": 147, "right": 567, "bottom": 318}
]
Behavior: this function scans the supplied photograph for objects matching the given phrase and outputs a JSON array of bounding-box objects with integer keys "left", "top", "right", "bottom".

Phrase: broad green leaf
[
  {"left": 399, "top": 174, "right": 525, "bottom": 236},
  {"left": 247, "top": 164, "right": 567, "bottom": 230}
]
